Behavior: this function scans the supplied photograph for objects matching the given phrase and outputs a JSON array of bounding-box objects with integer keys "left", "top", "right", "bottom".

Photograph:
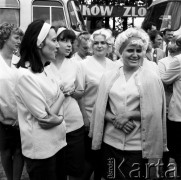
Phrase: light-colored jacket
[{"left": 89, "top": 66, "right": 167, "bottom": 159}]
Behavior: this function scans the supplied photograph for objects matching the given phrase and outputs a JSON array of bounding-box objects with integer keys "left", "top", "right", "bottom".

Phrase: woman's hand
[
  {"left": 113, "top": 111, "right": 138, "bottom": 134},
  {"left": 121, "top": 120, "right": 136, "bottom": 134},
  {"left": 113, "top": 112, "right": 130, "bottom": 129},
  {"left": 71, "top": 90, "right": 84, "bottom": 100},
  {"left": 38, "top": 107, "right": 64, "bottom": 129},
  {"left": 63, "top": 87, "right": 75, "bottom": 97}
]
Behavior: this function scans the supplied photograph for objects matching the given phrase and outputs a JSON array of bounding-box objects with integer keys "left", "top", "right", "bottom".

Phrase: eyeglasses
[{"left": 93, "top": 41, "right": 107, "bottom": 45}]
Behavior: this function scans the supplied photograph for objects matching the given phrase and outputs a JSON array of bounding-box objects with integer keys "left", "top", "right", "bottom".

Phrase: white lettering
[
  {"left": 138, "top": 7, "right": 147, "bottom": 17},
  {"left": 91, "top": 5, "right": 100, "bottom": 16},
  {"left": 82, "top": 5, "right": 91, "bottom": 16},
  {"left": 131, "top": 7, "right": 138, "bottom": 17},
  {"left": 123, "top": 7, "right": 131, "bottom": 16},
  {"left": 100, "top": 6, "right": 113, "bottom": 16}
]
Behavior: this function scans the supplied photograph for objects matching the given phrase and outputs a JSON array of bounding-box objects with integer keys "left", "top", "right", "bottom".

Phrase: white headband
[
  {"left": 57, "top": 27, "right": 66, "bottom": 37},
  {"left": 37, "top": 22, "right": 51, "bottom": 46}
]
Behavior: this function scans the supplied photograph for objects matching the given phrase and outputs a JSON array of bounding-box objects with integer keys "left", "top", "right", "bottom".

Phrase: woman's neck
[
  {"left": 123, "top": 65, "right": 139, "bottom": 81},
  {"left": 123, "top": 65, "right": 139, "bottom": 76},
  {"left": 93, "top": 55, "right": 106, "bottom": 68},
  {"left": 93, "top": 55, "right": 106, "bottom": 61},
  {"left": 78, "top": 51, "right": 86, "bottom": 59},
  {"left": 0, "top": 48, "right": 13, "bottom": 67},
  {"left": 123, "top": 65, "right": 139, "bottom": 73},
  {"left": 54, "top": 54, "right": 66, "bottom": 69}
]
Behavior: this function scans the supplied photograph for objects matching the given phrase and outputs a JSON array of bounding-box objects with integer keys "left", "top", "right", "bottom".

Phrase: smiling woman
[
  {"left": 77, "top": 28, "right": 117, "bottom": 180},
  {"left": 90, "top": 27, "right": 167, "bottom": 179}
]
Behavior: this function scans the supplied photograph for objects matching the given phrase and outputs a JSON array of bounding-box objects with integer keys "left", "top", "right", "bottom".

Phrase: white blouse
[
  {"left": 15, "top": 67, "right": 66, "bottom": 159},
  {"left": 45, "top": 59, "right": 84, "bottom": 133},
  {"left": 104, "top": 68, "right": 142, "bottom": 151},
  {"left": 0, "top": 54, "right": 19, "bottom": 125},
  {"left": 161, "top": 55, "right": 181, "bottom": 122},
  {"left": 72, "top": 52, "right": 84, "bottom": 61},
  {"left": 79, "top": 56, "right": 117, "bottom": 123}
]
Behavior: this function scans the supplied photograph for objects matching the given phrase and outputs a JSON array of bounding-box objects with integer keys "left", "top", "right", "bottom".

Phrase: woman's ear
[{"left": 38, "top": 42, "right": 43, "bottom": 49}]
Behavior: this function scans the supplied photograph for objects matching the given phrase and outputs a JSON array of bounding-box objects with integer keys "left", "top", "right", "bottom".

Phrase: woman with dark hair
[
  {"left": 45, "top": 27, "right": 85, "bottom": 180},
  {"left": 15, "top": 20, "right": 67, "bottom": 180},
  {"left": 0, "top": 22, "right": 24, "bottom": 180}
]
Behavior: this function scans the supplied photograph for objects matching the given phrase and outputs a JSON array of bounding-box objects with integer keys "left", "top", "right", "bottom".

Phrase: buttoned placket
[{"left": 135, "top": 69, "right": 147, "bottom": 156}]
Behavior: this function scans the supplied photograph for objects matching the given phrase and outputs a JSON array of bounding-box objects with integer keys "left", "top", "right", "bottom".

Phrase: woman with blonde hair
[
  {"left": 78, "top": 28, "right": 117, "bottom": 180},
  {"left": 0, "top": 22, "right": 24, "bottom": 180},
  {"left": 90, "top": 27, "right": 167, "bottom": 179}
]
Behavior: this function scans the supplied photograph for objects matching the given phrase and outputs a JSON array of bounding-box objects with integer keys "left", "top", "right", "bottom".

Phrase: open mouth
[{"left": 66, "top": 49, "right": 71, "bottom": 53}]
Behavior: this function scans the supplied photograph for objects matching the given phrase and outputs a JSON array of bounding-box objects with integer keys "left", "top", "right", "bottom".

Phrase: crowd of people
[{"left": 0, "top": 19, "right": 180, "bottom": 180}]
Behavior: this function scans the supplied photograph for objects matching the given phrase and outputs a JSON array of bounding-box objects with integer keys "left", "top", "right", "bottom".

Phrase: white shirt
[
  {"left": 161, "top": 54, "right": 181, "bottom": 122},
  {"left": 163, "top": 41, "right": 170, "bottom": 56},
  {"left": 45, "top": 59, "right": 84, "bottom": 133},
  {"left": 104, "top": 68, "right": 141, "bottom": 150},
  {"left": 0, "top": 54, "right": 19, "bottom": 125},
  {"left": 79, "top": 56, "right": 117, "bottom": 123},
  {"left": 72, "top": 52, "right": 84, "bottom": 61},
  {"left": 15, "top": 67, "right": 66, "bottom": 159},
  {"left": 158, "top": 55, "right": 174, "bottom": 71},
  {"left": 158, "top": 55, "right": 174, "bottom": 108}
]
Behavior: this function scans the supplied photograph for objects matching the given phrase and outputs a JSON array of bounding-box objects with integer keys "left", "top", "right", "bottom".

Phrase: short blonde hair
[
  {"left": 90, "top": 28, "right": 113, "bottom": 47},
  {"left": 0, "top": 22, "right": 23, "bottom": 49},
  {"left": 115, "top": 27, "right": 149, "bottom": 57}
]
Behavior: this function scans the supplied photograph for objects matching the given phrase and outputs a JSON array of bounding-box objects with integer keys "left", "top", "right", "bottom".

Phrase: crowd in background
[{"left": 1, "top": 19, "right": 181, "bottom": 180}]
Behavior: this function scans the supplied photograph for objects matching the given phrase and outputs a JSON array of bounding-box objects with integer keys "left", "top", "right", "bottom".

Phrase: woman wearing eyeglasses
[{"left": 78, "top": 28, "right": 117, "bottom": 180}]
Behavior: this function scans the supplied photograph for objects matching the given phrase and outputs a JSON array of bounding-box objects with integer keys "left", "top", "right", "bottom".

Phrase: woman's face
[
  {"left": 58, "top": 38, "right": 72, "bottom": 57},
  {"left": 6, "top": 33, "right": 21, "bottom": 52},
  {"left": 122, "top": 41, "right": 144, "bottom": 69},
  {"left": 92, "top": 34, "right": 108, "bottom": 58},
  {"left": 41, "top": 28, "right": 59, "bottom": 61}
]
